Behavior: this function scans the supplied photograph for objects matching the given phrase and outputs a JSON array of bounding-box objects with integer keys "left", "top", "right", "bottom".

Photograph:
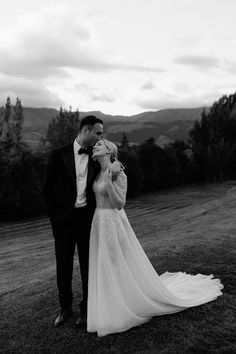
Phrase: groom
[{"left": 44, "top": 115, "right": 103, "bottom": 328}]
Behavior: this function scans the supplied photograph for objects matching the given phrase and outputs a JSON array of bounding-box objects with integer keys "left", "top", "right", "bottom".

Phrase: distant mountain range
[{"left": 22, "top": 107, "right": 206, "bottom": 147}]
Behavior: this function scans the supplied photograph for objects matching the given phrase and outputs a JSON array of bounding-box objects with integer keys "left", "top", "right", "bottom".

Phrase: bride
[{"left": 87, "top": 138, "right": 223, "bottom": 337}]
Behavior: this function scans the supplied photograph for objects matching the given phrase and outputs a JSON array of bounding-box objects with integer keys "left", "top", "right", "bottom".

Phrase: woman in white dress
[{"left": 87, "top": 139, "right": 223, "bottom": 337}]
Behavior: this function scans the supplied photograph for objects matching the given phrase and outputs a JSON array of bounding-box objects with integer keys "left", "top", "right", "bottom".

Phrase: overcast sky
[{"left": 0, "top": 0, "right": 235, "bottom": 115}]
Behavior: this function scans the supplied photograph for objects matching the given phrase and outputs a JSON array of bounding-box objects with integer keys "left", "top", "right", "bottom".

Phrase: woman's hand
[
  {"left": 103, "top": 168, "right": 113, "bottom": 186},
  {"left": 111, "top": 160, "right": 124, "bottom": 181}
]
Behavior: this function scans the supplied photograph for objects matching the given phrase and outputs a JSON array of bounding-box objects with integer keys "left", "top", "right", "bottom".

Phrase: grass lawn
[{"left": 1, "top": 181, "right": 236, "bottom": 353}]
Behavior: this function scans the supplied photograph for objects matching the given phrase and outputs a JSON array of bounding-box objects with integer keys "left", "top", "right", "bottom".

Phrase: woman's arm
[
  {"left": 104, "top": 170, "right": 127, "bottom": 210},
  {"left": 110, "top": 159, "right": 125, "bottom": 181}
]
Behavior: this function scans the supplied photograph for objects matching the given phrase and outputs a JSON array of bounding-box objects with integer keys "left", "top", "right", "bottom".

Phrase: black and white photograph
[{"left": 0, "top": 0, "right": 235, "bottom": 353}]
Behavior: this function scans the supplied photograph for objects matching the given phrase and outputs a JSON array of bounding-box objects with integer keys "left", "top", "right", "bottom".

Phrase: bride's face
[{"left": 92, "top": 140, "right": 109, "bottom": 158}]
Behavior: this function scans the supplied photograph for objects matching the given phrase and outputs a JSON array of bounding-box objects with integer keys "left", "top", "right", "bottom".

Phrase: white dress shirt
[{"left": 73, "top": 139, "right": 89, "bottom": 208}]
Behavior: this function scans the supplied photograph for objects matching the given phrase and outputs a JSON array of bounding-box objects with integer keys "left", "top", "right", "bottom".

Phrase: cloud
[
  {"left": 137, "top": 97, "right": 202, "bottom": 111},
  {"left": 174, "top": 55, "right": 236, "bottom": 76},
  {"left": 223, "top": 60, "right": 236, "bottom": 74},
  {"left": 0, "top": 3, "right": 166, "bottom": 112},
  {"left": 0, "top": 5, "right": 106, "bottom": 79},
  {"left": 72, "top": 82, "right": 115, "bottom": 103},
  {"left": 174, "top": 54, "right": 220, "bottom": 71},
  {"left": 111, "top": 64, "right": 164, "bottom": 73},
  {"left": 0, "top": 4, "right": 164, "bottom": 80},
  {"left": 91, "top": 93, "right": 115, "bottom": 103},
  {"left": 171, "top": 81, "right": 192, "bottom": 94},
  {"left": 136, "top": 90, "right": 222, "bottom": 111},
  {"left": 141, "top": 81, "right": 155, "bottom": 90},
  {"left": 0, "top": 74, "right": 63, "bottom": 108}
]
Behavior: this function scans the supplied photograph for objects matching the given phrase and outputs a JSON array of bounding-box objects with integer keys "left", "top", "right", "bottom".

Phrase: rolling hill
[{"left": 22, "top": 107, "right": 205, "bottom": 146}]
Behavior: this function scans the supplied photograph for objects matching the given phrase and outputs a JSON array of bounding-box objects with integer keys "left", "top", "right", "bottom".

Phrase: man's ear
[{"left": 82, "top": 126, "right": 89, "bottom": 134}]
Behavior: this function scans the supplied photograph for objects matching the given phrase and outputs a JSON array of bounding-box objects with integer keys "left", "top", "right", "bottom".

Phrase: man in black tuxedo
[{"left": 44, "top": 115, "right": 103, "bottom": 328}]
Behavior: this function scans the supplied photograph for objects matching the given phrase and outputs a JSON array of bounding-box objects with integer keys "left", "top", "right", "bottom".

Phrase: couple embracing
[{"left": 44, "top": 115, "right": 223, "bottom": 337}]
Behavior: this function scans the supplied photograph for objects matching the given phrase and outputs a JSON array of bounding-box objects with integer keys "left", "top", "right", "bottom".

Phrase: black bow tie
[{"left": 78, "top": 147, "right": 91, "bottom": 155}]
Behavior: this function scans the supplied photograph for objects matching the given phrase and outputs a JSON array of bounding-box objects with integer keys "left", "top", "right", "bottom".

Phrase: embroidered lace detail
[{"left": 93, "top": 171, "right": 127, "bottom": 209}]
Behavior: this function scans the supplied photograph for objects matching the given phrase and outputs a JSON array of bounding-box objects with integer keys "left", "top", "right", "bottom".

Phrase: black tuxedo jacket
[{"left": 43, "top": 143, "right": 100, "bottom": 224}]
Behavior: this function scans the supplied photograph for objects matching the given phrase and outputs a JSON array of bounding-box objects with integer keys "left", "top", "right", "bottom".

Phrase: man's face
[{"left": 84, "top": 123, "right": 103, "bottom": 146}]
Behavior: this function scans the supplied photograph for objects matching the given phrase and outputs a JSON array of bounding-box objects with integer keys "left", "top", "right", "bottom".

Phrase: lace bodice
[{"left": 93, "top": 171, "right": 127, "bottom": 209}]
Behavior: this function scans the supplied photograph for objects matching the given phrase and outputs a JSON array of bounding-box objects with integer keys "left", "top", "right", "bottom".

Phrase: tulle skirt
[{"left": 87, "top": 208, "right": 223, "bottom": 337}]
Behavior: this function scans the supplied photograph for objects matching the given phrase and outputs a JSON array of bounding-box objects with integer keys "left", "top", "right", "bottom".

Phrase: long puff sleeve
[{"left": 106, "top": 171, "right": 127, "bottom": 210}]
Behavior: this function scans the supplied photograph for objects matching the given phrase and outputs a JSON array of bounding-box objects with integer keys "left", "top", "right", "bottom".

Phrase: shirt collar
[{"left": 74, "top": 138, "right": 81, "bottom": 154}]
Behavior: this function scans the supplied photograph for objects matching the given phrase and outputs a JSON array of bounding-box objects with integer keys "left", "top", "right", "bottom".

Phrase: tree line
[{"left": 1, "top": 92, "right": 236, "bottom": 221}]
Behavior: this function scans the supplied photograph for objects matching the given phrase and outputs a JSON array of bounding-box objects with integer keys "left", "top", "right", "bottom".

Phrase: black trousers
[{"left": 52, "top": 206, "right": 94, "bottom": 315}]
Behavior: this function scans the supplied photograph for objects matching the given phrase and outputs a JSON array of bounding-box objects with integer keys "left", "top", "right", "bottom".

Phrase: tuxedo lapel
[
  {"left": 62, "top": 144, "right": 76, "bottom": 185},
  {"left": 87, "top": 155, "right": 99, "bottom": 188},
  {"left": 62, "top": 143, "right": 99, "bottom": 192}
]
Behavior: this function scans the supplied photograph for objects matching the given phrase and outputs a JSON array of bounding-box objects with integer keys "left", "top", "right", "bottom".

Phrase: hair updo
[{"left": 103, "top": 139, "right": 118, "bottom": 162}]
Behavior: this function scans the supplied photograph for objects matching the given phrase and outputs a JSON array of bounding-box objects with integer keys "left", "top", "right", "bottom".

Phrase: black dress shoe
[
  {"left": 54, "top": 309, "right": 73, "bottom": 327},
  {"left": 75, "top": 313, "right": 87, "bottom": 328}
]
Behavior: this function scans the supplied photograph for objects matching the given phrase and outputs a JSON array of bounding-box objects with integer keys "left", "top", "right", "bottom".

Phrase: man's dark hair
[{"left": 79, "top": 115, "right": 103, "bottom": 132}]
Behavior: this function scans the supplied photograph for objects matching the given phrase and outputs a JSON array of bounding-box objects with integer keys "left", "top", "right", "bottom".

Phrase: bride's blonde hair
[{"left": 103, "top": 139, "right": 118, "bottom": 162}]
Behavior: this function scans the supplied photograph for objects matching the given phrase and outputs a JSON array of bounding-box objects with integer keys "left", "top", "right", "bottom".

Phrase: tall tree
[
  {"left": 0, "top": 109, "right": 3, "bottom": 140},
  {"left": 189, "top": 92, "right": 236, "bottom": 181},
  {"left": 137, "top": 137, "right": 172, "bottom": 191},
  {"left": 45, "top": 107, "right": 80, "bottom": 149},
  {"left": 3, "top": 97, "right": 12, "bottom": 145},
  {"left": 13, "top": 97, "right": 24, "bottom": 145},
  {"left": 0, "top": 97, "right": 24, "bottom": 149},
  {"left": 120, "top": 132, "right": 129, "bottom": 150}
]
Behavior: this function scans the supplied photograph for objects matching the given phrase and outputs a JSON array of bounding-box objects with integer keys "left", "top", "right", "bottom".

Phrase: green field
[{"left": 1, "top": 182, "right": 236, "bottom": 353}]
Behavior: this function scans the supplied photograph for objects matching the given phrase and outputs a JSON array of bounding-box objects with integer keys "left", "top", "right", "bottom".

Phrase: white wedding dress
[{"left": 87, "top": 172, "right": 223, "bottom": 337}]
